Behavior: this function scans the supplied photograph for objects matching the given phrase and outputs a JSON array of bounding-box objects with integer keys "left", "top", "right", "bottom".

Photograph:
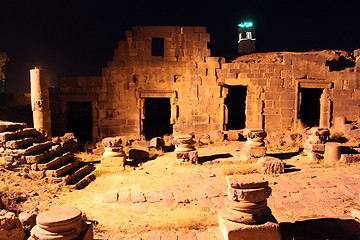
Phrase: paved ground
[{"left": 94, "top": 149, "right": 360, "bottom": 239}]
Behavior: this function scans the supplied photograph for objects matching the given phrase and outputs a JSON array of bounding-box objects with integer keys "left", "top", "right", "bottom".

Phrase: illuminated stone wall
[{"left": 54, "top": 27, "right": 360, "bottom": 141}]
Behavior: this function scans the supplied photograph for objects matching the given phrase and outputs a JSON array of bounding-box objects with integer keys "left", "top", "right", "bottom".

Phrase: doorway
[
  {"left": 143, "top": 98, "right": 172, "bottom": 140},
  {"left": 299, "top": 88, "right": 323, "bottom": 127},
  {"left": 67, "top": 102, "right": 93, "bottom": 142},
  {"left": 224, "top": 86, "right": 247, "bottom": 130}
]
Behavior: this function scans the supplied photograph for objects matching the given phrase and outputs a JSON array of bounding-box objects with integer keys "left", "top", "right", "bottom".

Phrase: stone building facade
[{"left": 51, "top": 26, "right": 360, "bottom": 142}]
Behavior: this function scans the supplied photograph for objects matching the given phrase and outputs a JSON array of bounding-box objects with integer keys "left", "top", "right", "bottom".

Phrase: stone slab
[{"left": 218, "top": 215, "right": 280, "bottom": 240}]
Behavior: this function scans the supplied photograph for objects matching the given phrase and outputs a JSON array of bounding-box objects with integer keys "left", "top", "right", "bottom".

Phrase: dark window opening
[
  {"left": 299, "top": 88, "right": 323, "bottom": 127},
  {"left": 143, "top": 98, "right": 172, "bottom": 140},
  {"left": 151, "top": 38, "right": 164, "bottom": 57},
  {"left": 67, "top": 102, "right": 93, "bottom": 142},
  {"left": 225, "top": 86, "right": 247, "bottom": 130}
]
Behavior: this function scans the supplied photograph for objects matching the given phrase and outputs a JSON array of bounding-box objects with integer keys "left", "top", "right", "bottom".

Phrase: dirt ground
[{"left": 1, "top": 141, "right": 360, "bottom": 239}]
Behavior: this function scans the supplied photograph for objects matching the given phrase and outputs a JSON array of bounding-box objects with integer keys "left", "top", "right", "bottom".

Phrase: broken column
[
  {"left": 30, "top": 68, "right": 52, "bottom": 137},
  {"left": 101, "top": 137, "right": 127, "bottom": 168},
  {"left": 302, "top": 127, "right": 330, "bottom": 160},
  {"left": 173, "top": 134, "right": 198, "bottom": 164},
  {"left": 219, "top": 175, "right": 280, "bottom": 240},
  {"left": 324, "top": 142, "right": 342, "bottom": 164},
  {"left": 241, "top": 129, "right": 267, "bottom": 161},
  {"left": 30, "top": 207, "right": 93, "bottom": 240}
]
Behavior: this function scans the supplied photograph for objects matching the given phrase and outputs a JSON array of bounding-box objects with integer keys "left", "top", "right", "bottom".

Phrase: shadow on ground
[
  {"left": 198, "top": 153, "right": 233, "bottom": 164},
  {"left": 268, "top": 151, "right": 299, "bottom": 160},
  {"left": 280, "top": 218, "right": 360, "bottom": 240},
  {"left": 283, "top": 163, "right": 301, "bottom": 173}
]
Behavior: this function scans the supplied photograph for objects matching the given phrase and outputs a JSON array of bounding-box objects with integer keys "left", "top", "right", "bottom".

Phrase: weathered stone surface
[
  {"left": 149, "top": 137, "right": 165, "bottom": 149},
  {"left": 227, "top": 130, "right": 239, "bottom": 141},
  {"left": 101, "top": 156, "right": 126, "bottom": 168},
  {"left": 324, "top": 142, "right": 342, "bottom": 164},
  {"left": 19, "top": 209, "right": 38, "bottom": 234},
  {"left": 188, "top": 150, "right": 198, "bottom": 164},
  {"left": 219, "top": 174, "right": 279, "bottom": 240},
  {"left": 31, "top": 207, "right": 92, "bottom": 240},
  {"left": 340, "top": 154, "right": 360, "bottom": 163},
  {"left": 102, "top": 137, "right": 123, "bottom": 147},
  {"left": 128, "top": 149, "right": 149, "bottom": 160},
  {"left": 219, "top": 215, "right": 280, "bottom": 240},
  {"left": 227, "top": 185, "right": 272, "bottom": 203},
  {"left": 258, "top": 156, "right": 284, "bottom": 174},
  {"left": 0, "top": 210, "right": 25, "bottom": 240}
]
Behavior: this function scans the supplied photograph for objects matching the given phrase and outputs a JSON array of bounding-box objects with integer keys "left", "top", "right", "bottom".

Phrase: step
[
  {"left": 5, "top": 136, "right": 45, "bottom": 149},
  {"left": 0, "top": 128, "right": 39, "bottom": 142},
  {"left": 65, "top": 164, "right": 95, "bottom": 185},
  {"left": 12, "top": 141, "right": 54, "bottom": 155},
  {"left": 37, "top": 152, "right": 72, "bottom": 170},
  {"left": 73, "top": 172, "right": 96, "bottom": 190},
  {"left": 45, "top": 160, "right": 80, "bottom": 178},
  {"left": 25, "top": 145, "right": 62, "bottom": 164},
  {"left": 0, "top": 121, "right": 26, "bottom": 133}
]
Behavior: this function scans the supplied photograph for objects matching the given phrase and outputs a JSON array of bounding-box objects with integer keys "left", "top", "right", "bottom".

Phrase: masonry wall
[{"left": 54, "top": 26, "right": 360, "bottom": 142}]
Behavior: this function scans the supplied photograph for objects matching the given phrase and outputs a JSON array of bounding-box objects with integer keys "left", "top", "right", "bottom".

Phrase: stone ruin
[
  {"left": 219, "top": 175, "right": 280, "bottom": 240},
  {"left": 0, "top": 120, "right": 95, "bottom": 189},
  {"left": 30, "top": 207, "right": 93, "bottom": 240},
  {"left": 48, "top": 26, "right": 360, "bottom": 143}
]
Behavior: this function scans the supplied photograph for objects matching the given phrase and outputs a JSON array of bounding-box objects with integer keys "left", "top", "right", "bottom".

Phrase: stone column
[
  {"left": 324, "top": 142, "right": 342, "bottom": 164},
  {"left": 30, "top": 68, "right": 52, "bottom": 137},
  {"left": 101, "top": 137, "right": 127, "bottom": 168},
  {"left": 218, "top": 175, "right": 280, "bottom": 240},
  {"left": 30, "top": 207, "right": 93, "bottom": 240},
  {"left": 302, "top": 127, "right": 330, "bottom": 160},
  {"left": 241, "top": 129, "right": 267, "bottom": 161},
  {"left": 173, "top": 134, "right": 198, "bottom": 164}
]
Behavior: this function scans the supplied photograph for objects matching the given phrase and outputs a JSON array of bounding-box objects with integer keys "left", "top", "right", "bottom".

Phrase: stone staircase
[{"left": 0, "top": 121, "right": 95, "bottom": 189}]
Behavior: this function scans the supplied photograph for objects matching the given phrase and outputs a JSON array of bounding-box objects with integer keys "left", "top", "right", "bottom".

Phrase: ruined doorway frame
[
  {"left": 295, "top": 80, "right": 333, "bottom": 129},
  {"left": 138, "top": 90, "right": 177, "bottom": 139},
  {"left": 224, "top": 85, "right": 247, "bottom": 130}
]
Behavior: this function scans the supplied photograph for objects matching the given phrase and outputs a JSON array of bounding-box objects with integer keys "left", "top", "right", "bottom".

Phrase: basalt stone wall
[
  {"left": 53, "top": 26, "right": 360, "bottom": 142},
  {"left": 217, "top": 51, "right": 360, "bottom": 133}
]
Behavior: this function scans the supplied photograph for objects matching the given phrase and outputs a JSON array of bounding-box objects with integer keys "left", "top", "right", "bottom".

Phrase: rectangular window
[{"left": 151, "top": 38, "right": 164, "bottom": 57}]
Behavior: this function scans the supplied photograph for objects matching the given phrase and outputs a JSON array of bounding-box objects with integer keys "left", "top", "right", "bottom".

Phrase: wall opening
[
  {"left": 225, "top": 86, "right": 247, "bottom": 130},
  {"left": 151, "top": 38, "right": 164, "bottom": 57},
  {"left": 143, "top": 98, "right": 172, "bottom": 140},
  {"left": 66, "top": 102, "right": 93, "bottom": 142},
  {"left": 299, "top": 88, "right": 323, "bottom": 127}
]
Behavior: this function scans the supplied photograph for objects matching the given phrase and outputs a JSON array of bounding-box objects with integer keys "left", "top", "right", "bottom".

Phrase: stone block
[
  {"left": 340, "top": 154, "right": 360, "bottom": 163},
  {"left": 128, "top": 149, "right": 149, "bottom": 160},
  {"left": 219, "top": 215, "right": 280, "bottom": 240},
  {"left": 101, "top": 156, "right": 126, "bottom": 168},
  {"left": 227, "top": 130, "right": 239, "bottom": 141},
  {"left": 189, "top": 150, "right": 198, "bottom": 164},
  {"left": 258, "top": 156, "right": 284, "bottom": 174},
  {"left": 242, "top": 145, "right": 267, "bottom": 159},
  {"left": 209, "top": 130, "right": 224, "bottom": 141},
  {"left": 149, "top": 137, "right": 165, "bottom": 149}
]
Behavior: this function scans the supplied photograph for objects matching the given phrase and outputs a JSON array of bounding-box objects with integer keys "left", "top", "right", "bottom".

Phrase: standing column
[{"left": 30, "top": 68, "right": 52, "bottom": 137}]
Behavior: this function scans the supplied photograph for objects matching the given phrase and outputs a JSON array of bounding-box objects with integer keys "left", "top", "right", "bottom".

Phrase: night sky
[{"left": 1, "top": 0, "right": 359, "bottom": 93}]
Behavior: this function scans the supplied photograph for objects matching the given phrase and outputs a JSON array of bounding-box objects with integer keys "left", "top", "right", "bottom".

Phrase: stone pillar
[
  {"left": 302, "top": 127, "right": 330, "bottom": 160},
  {"left": 30, "top": 68, "right": 52, "bottom": 137},
  {"left": 101, "top": 137, "right": 127, "bottom": 168},
  {"left": 241, "top": 129, "right": 267, "bottom": 161},
  {"left": 173, "top": 134, "right": 198, "bottom": 164},
  {"left": 324, "top": 142, "right": 342, "bottom": 164},
  {"left": 218, "top": 175, "right": 280, "bottom": 240},
  {"left": 30, "top": 207, "right": 93, "bottom": 240}
]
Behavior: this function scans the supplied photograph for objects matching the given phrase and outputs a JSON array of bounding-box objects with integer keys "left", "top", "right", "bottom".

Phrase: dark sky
[{"left": 1, "top": 0, "right": 359, "bottom": 93}]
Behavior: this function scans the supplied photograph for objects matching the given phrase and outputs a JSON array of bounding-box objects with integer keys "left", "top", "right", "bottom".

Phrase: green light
[{"left": 238, "top": 21, "right": 253, "bottom": 28}]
